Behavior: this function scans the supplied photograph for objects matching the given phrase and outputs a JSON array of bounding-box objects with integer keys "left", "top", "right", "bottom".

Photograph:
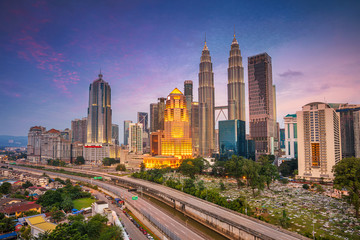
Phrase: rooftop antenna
[
  {"left": 205, "top": 32, "right": 206, "bottom": 43},
  {"left": 234, "top": 24, "right": 236, "bottom": 38}
]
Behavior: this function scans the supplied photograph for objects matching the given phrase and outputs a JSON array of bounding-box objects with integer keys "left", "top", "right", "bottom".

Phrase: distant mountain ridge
[{"left": 0, "top": 135, "right": 27, "bottom": 147}]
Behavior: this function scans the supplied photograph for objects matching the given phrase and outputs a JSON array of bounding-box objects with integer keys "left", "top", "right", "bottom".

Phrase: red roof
[
  {"left": 0, "top": 202, "right": 41, "bottom": 214},
  {"left": 47, "top": 129, "right": 60, "bottom": 134}
]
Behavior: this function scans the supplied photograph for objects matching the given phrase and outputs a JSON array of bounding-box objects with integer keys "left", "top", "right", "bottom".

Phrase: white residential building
[
  {"left": 297, "top": 102, "right": 341, "bottom": 181},
  {"left": 284, "top": 114, "right": 298, "bottom": 159}
]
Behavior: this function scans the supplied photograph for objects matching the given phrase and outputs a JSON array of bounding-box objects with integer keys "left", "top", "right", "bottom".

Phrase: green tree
[
  {"left": 219, "top": 180, "right": 226, "bottom": 191},
  {"left": 242, "top": 159, "right": 264, "bottom": 197},
  {"left": 224, "top": 156, "right": 245, "bottom": 188},
  {"left": 0, "top": 182, "right": 11, "bottom": 194},
  {"left": 303, "top": 184, "right": 309, "bottom": 190},
  {"left": 102, "top": 158, "right": 116, "bottom": 166},
  {"left": 279, "top": 210, "right": 290, "bottom": 228},
  {"left": 51, "top": 208, "right": 65, "bottom": 223},
  {"left": 116, "top": 164, "right": 126, "bottom": 172},
  {"left": 0, "top": 214, "right": 15, "bottom": 233},
  {"left": 259, "top": 156, "right": 279, "bottom": 189},
  {"left": 333, "top": 157, "right": 360, "bottom": 218},
  {"left": 20, "top": 226, "right": 32, "bottom": 240},
  {"left": 279, "top": 158, "right": 298, "bottom": 177},
  {"left": 22, "top": 180, "right": 33, "bottom": 189},
  {"left": 140, "top": 162, "right": 145, "bottom": 172},
  {"left": 75, "top": 156, "right": 85, "bottom": 165}
]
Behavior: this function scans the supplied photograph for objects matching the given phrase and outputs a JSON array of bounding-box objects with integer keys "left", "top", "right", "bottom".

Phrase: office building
[
  {"left": 137, "top": 112, "right": 148, "bottom": 132},
  {"left": 248, "top": 53, "right": 276, "bottom": 158},
  {"left": 157, "top": 97, "right": 166, "bottom": 131},
  {"left": 112, "top": 124, "right": 119, "bottom": 145},
  {"left": 123, "top": 120, "right": 132, "bottom": 145},
  {"left": 191, "top": 102, "right": 200, "bottom": 156},
  {"left": 227, "top": 34, "right": 245, "bottom": 122},
  {"left": 86, "top": 73, "right": 112, "bottom": 144},
  {"left": 128, "top": 123, "right": 143, "bottom": 154},
  {"left": 184, "top": 80, "right": 193, "bottom": 132},
  {"left": 161, "top": 88, "right": 192, "bottom": 159},
  {"left": 354, "top": 111, "right": 360, "bottom": 158},
  {"left": 284, "top": 114, "right": 298, "bottom": 159},
  {"left": 150, "top": 130, "right": 164, "bottom": 156},
  {"left": 280, "top": 128, "right": 285, "bottom": 150},
  {"left": 198, "top": 39, "right": 215, "bottom": 157},
  {"left": 297, "top": 102, "right": 341, "bottom": 181},
  {"left": 329, "top": 103, "right": 360, "bottom": 158},
  {"left": 150, "top": 103, "right": 159, "bottom": 133},
  {"left": 71, "top": 118, "right": 87, "bottom": 144},
  {"left": 219, "top": 120, "right": 246, "bottom": 159}
]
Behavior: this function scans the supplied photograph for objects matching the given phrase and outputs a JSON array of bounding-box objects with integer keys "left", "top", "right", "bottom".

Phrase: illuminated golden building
[
  {"left": 143, "top": 156, "right": 181, "bottom": 169},
  {"left": 161, "top": 88, "right": 192, "bottom": 159}
]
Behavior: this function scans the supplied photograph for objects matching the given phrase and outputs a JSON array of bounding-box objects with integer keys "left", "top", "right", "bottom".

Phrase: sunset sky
[{"left": 1, "top": 0, "right": 359, "bottom": 141}]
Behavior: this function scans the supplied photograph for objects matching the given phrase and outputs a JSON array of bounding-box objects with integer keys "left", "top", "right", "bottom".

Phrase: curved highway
[{"left": 12, "top": 165, "right": 205, "bottom": 240}]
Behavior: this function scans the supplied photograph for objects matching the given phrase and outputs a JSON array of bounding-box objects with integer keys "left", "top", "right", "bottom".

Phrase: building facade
[
  {"left": 86, "top": 73, "right": 112, "bottom": 144},
  {"left": 157, "top": 97, "right": 166, "bottom": 131},
  {"left": 219, "top": 120, "right": 246, "bottom": 159},
  {"left": 111, "top": 124, "right": 119, "bottom": 145},
  {"left": 71, "top": 118, "right": 87, "bottom": 144},
  {"left": 161, "top": 88, "right": 192, "bottom": 159},
  {"left": 191, "top": 102, "right": 200, "bottom": 156},
  {"left": 123, "top": 120, "right": 132, "bottom": 145},
  {"left": 329, "top": 103, "right": 360, "bottom": 158},
  {"left": 198, "top": 41, "right": 215, "bottom": 157},
  {"left": 248, "top": 53, "right": 276, "bottom": 158},
  {"left": 227, "top": 34, "right": 245, "bottom": 122},
  {"left": 137, "top": 112, "right": 148, "bottom": 132},
  {"left": 128, "top": 123, "right": 143, "bottom": 154},
  {"left": 150, "top": 103, "right": 159, "bottom": 133},
  {"left": 284, "top": 114, "right": 298, "bottom": 159},
  {"left": 297, "top": 102, "right": 341, "bottom": 181},
  {"left": 150, "top": 130, "right": 163, "bottom": 156}
]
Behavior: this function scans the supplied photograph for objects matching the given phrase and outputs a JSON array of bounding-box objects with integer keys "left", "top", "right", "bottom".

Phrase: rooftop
[{"left": 26, "top": 215, "right": 56, "bottom": 232}]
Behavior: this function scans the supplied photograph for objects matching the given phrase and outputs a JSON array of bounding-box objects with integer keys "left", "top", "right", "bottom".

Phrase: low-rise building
[
  {"left": 0, "top": 202, "right": 42, "bottom": 218},
  {"left": 25, "top": 215, "right": 56, "bottom": 237}
]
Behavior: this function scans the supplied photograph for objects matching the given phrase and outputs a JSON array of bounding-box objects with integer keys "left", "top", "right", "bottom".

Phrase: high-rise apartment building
[
  {"left": 329, "top": 103, "right": 360, "bottom": 158},
  {"left": 137, "top": 112, "right": 148, "bottom": 132},
  {"left": 150, "top": 103, "right": 159, "bottom": 133},
  {"left": 284, "top": 114, "right": 298, "bottom": 159},
  {"left": 219, "top": 120, "right": 246, "bottom": 159},
  {"left": 27, "top": 126, "right": 76, "bottom": 163},
  {"left": 184, "top": 80, "right": 193, "bottom": 128},
  {"left": 227, "top": 34, "right": 245, "bottom": 121},
  {"left": 112, "top": 124, "right": 119, "bottom": 145},
  {"left": 354, "top": 111, "right": 360, "bottom": 158},
  {"left": 87, "top": 73, "right": 112, "bottom": 144},
  {"left": 248, "top": 53, "right": 276, "bottom": 158},
  {"left": 161, "top": 88, "right": 192, "bottom": 159},
  {"left": 198, "top": 40, "right": 215, "bottom": 157},
  {"left": 191, "top": 102, "right": 200, "bottom": 156},
  {"left": 128, "top": 123, "right": 143, "bottom": 154},
  {"left": 297, "top": 102, "right": 341, "bottom": 181},
  {"left": 71, "top": 118, "right": 87, "bottom": 144},
  {"left": 123, "top": 120, "right": 132, "bottom": 145},
  {"left": 157, "top": 97, "right": 166, "bottom": 131}
]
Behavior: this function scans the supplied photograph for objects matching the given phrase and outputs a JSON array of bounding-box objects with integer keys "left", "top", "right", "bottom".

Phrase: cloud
[{"left": 278, "top": 69, "right": 303, "bottom": 78}]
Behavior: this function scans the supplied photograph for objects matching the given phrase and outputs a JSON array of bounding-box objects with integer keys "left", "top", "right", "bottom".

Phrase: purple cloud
[{"left": 278, "top": 70, "right": 304, "bottom": 78}]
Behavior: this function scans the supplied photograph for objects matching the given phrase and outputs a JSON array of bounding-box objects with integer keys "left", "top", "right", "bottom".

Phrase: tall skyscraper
[
  {"left": 198, "top": 39, "right": 215, "bottom": 157},
  {"left": 161, "top": 88, "right": 192, "bottom": 159},
  {"left": 128, "top": 123, "right": 143, "bottom": 154},
  {"left": 87, "top": 73, "right": 112, "bottom": 144},
  {"left": 123, "top": 120, "right": 132, "bottom": 145},
  {"left": 71, "top": 117, "right": 87, "bottom": 143},
  {"left": 112, "top": 124, "right": 119, "bottom": 145},
  {"left": 227, "top": 34, "right": 245, "bottom": 121},
  {"left": 284, "top": 114, "right": 298, "bottom": 159},
  {"left": 184, "top": 80, "right": 193, "bottom": 125},
  {"left": 137, "top": 112, "right": 148, "bottom": 132},
  {"left": 297, "top": 102, "right": 341, "bottom": 181},
  {"left": 191, "top": 102, "right": 200, "bottom": 156},
  {"left": 150, "top": 103, "right": 159, "bottom": 133},
  {"left": 157, "top": 97, "right": 166, "bottom": 131},
  {"left": 248, "top": 53, "right": 276, "bottom": 158}
]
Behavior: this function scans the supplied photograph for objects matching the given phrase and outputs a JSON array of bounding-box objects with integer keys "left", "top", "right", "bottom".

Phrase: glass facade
[{"left": 219, "top": 120, "right": 246, "bottom": 159}]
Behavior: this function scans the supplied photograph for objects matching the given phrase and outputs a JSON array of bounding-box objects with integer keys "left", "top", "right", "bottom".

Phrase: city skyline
[{"left": 1, "top": 0, "right": 360, "bottom": 141}]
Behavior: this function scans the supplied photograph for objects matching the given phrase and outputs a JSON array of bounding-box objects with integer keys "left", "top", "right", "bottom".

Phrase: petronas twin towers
[{"left": 198, "top": 34, "right": 245, "bottom": 157}]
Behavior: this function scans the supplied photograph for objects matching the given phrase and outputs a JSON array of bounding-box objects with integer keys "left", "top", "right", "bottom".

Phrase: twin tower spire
[{"left": 198, "top": 31, "right": 245, "bottom": 156}]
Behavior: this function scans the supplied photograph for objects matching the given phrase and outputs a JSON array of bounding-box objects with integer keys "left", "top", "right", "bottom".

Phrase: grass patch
[{"left": 73, "top": 198, "right": 95, "bottom": 210}]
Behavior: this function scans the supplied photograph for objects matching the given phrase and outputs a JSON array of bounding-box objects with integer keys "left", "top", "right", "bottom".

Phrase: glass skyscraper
[{"left": 219, "top": 119, "right": 246, "bottom": 159}]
